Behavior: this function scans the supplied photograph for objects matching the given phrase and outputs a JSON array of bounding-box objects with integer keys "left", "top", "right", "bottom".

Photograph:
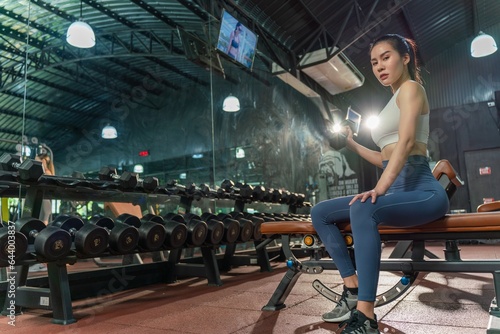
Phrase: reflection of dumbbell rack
[{"left": 215, "top": 179, "right": 312, "bottom": 270}]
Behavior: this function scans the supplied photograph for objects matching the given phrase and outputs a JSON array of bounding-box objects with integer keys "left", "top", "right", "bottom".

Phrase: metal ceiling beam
[
  {"left": 26, "top": 0, "right": 182, "bottom": 93},
  {"left": 338, "top": 0, "right": 412, "bottom": 54},
  {"left": 83, "top": 0, "right": 208, "bottom": 86},
  {"left": 130, "top": 0, "right": 184, "bottom": 29}
]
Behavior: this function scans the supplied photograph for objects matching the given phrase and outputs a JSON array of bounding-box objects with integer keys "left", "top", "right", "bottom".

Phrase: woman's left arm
[{"left": 374, "top": 81, "right": 426, "bottom": 194}]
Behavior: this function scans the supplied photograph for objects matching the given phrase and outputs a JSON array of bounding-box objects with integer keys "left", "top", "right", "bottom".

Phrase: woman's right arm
[{"left": 345, "top": 128, "right": 383, "bottom": 168}]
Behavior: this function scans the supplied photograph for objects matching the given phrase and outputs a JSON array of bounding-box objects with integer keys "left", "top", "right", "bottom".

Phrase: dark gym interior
[{"left": 0, "top": 1, "right": 500, "bottom": 333}]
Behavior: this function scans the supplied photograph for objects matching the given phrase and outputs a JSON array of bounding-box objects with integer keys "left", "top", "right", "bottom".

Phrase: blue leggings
[{"left": 311, "top": 155, "right": 449, "bottom": 301}]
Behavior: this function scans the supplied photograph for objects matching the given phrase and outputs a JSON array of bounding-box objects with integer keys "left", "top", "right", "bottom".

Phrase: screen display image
[
  {"left": 346, "top": 107, "right": 361, "bottom": 136},
  {"left": 216, "top": 10, "right": 258, "bottom": 70}
]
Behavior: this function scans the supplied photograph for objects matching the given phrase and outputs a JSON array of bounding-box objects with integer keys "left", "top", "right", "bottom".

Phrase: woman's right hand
[{"left": 343, "top": 125, "right": 355, "bottom": 148}]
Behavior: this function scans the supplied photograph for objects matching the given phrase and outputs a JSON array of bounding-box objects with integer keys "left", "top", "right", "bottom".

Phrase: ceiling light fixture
[
  {"left": 471, "top": 0, "right": 497, "bottom": 58},
  {"left": 471, "top": 31, "right": 497, "bottom": 57},
  {"left": 223, "top": 94, "right": 240, "bottom": 112},
  {"left": 133, "top": 164, "right": 144, "bottom": 173},
  {"left": 101, "top": 124, "right": 117, "bottom": 139},
  {"left": 66, "top": 0, "right": 95, "bottom": 48}
]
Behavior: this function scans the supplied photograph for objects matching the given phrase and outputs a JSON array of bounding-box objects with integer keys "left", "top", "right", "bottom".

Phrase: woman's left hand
[{"left": 349, "top": 189, "right": 382, "bottom": 205}]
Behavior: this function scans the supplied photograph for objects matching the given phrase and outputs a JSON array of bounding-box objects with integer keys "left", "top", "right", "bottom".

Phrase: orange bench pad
[{"left": 260, "top": 211, "right": 500, "bottom": 236}]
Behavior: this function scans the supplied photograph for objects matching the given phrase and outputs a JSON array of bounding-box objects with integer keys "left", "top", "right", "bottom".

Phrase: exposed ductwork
[
  {"left": 299, "top": 47, "right": 365, "bottom": 96},
  {"left": 271, "top": 47, "right": 364, "bottom": 98}
]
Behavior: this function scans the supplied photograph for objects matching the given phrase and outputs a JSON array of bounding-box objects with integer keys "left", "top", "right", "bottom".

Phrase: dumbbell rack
[
  {"left": 0, "top": 172, "right": 310, "bottom": 325},
  {"left": 0, "top": 176, "right": 166, "bottom": 324}
]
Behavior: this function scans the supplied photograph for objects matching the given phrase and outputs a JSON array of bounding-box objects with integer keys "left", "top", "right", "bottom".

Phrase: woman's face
[{"left": 370, "top": 41, "right": 409, "bottom": 87}]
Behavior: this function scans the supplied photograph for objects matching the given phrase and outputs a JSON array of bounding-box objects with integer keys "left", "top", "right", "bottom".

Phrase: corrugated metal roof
[{"left": 0, "top": 0, "right": 498, "bottom": 162}]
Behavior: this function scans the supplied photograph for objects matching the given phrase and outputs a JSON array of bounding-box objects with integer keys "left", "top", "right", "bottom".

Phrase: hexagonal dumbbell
[
  {"left": 98, "top": 166, "right": 159, "bottom": 191},
  {"left": 0, "top": 153, "right": 44, "bottom": 182},
  {"left": 51, "top": 215, "right": 109, "bottom": 257},
  {"left": 15, "top": 217, "right": 72, "bottom": 261}
]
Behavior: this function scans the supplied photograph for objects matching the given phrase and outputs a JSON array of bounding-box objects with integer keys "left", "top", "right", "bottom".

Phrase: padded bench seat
[{"left": 261, "top": 211, "right": 500, "bottom": 236}]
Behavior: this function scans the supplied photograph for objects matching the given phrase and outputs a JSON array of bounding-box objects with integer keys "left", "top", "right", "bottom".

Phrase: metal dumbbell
[
  {"left": 15, "top": 217, "right": 72, "bottom": 261},
  {"left": 116, "top": 213, "right": 166, "bottom": 251},
  {"left": 0, "top": 222, "right": 28, "bottom": 264},
  {"left": 141, "top": 213, "right": 187, "bottom": 249},
  {"left": 88, "top": 215, "right": 139, "bottom": 254},
  {"left": 51, "top": 215, "right": 109, "bottom": 257},
  {"left": 221, "top": 212, "right": 254, "bottom": 242},
  {"left": 163, "top": 213, "right": 207, "bottom": 247},
  {"left": 98, "top": 166, "right": 159, "bottom": 191},
  {"left": 200, "top": 212, "right": 240, "bottom": 244},
  {"left": 184, "top": 212, "right": 224, "bottom": 246},
  {"left": 0, "top": 153, "right": 44, "bottom": 182}
]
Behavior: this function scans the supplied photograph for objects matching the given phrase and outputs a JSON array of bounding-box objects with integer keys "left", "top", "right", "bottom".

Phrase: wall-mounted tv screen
[{"left": 216, "top": 10, "right": 258, "bottom": 70}]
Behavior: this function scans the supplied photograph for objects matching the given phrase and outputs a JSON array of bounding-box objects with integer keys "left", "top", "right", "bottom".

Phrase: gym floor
[{"left": 1, "top": 241, "right": 497, "bottom": 334}]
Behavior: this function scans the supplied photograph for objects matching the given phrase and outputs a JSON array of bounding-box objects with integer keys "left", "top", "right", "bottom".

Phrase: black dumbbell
[
  {"left": 220, "top": 180, "right": 253, "bottom": 201},
  {"left": 217, "top": 213, "right": 253, "bottom": 242},
  {"left": 201, "top": 212, "right": 240, "bottom": 244},
  {"left": 0, "top": 153, "right": 44, "bottom": 182},
  {"left": 0, "top": 221, "right": 28, "bottom": 263},
  {"left": 184, "top": 213, "right": 223, "bottom": 246},
  {"left": 98, "top": 167, "right": 159, "bottom": 191},
  {"left": 227, "top": 212, "right": 256, "bottom": 241},
  {"left": 51, "top": 215, "right": 109, "bottom": 257},
  {"left": 141, "top": 213, "right": 187, "bottom": 249},
  {"left": 164, "top": 181, "right": 203, "bottom": 200},
  {"left": 322, "top": 118, "right": 348, "bottom": 150},
  {"left": 164, "top": 213, "right": 207, "bottom": 247},
  {"left": 116, "top": 213, "right": 166, "bottom": 251},
  {"left": 252, "top": 185, "right": 273, "bottom": 202},
  {"left": 15, "top": 217, "right": 72, "bottom": 260},
  {"left": 198, "top": 183, "right": 219, "bottom": 199},
  {"left": 88, "top": 215, "right": 139, "bottom": 254},
  {"left": 242, "top": 213, "right": 265, "bottom": 240}
]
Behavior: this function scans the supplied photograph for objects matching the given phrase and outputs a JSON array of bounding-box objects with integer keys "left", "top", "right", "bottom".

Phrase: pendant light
[
  {"left": 66, "top": 0, "right": 95, "bottom": 48},
  {"left": 223, "top": 94, "right": 240, "bottom": 112},
  {"left": 101, "top": 124, "right": 117, "bottom": 139},
  {"left": 471, "top": 0, "right": 497, "bottom": 58}
]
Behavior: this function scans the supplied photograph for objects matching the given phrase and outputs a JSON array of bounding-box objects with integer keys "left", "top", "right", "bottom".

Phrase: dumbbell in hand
[
  {"left": 0, "top": 153, "right": 44, "bottom": 182},
  {"left": 0, "top": 222, "right": 28, "bottom": 264},
  {"left": 88, "top": 215, "right": 139, "bottom": 254},
  {"left": 116, "top": 213, "right": 166, "bottom": 251},
  {"left": 98, "top": 167, "right": 159, "bottom": 191},
  {"left": 15, "top": 217, "right": 72, "bottom": 261},
  {"left": 51, "top": 215, "right": 109, "bottom": 257}
]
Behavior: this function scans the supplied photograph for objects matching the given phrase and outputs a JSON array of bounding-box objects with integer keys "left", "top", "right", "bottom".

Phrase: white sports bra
[{"left": 371, "top": 88, "right": 429, "bottom": 149}]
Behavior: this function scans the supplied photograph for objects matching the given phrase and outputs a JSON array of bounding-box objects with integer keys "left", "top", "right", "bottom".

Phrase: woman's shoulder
[{"left": 399, "top": 80, "right": 425, "bottom": 94}]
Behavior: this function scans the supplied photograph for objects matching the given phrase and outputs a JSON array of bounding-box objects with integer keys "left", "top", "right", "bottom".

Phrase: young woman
[
  {"left": 311, "top": 34, "right": 449, "bottom": 333},
  {"left": 227, "top": 22, "right": 242, "bottom": 60}
]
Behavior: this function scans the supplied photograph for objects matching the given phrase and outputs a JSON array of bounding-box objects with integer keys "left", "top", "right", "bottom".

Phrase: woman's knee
[{"left": 349, "top": 201, "right": 377, "bottom": 227}]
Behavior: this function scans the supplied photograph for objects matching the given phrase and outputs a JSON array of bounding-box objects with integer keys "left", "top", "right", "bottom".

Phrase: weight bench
[{"left": 258, "top": 160, "right": 500, "bottom": 333}]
